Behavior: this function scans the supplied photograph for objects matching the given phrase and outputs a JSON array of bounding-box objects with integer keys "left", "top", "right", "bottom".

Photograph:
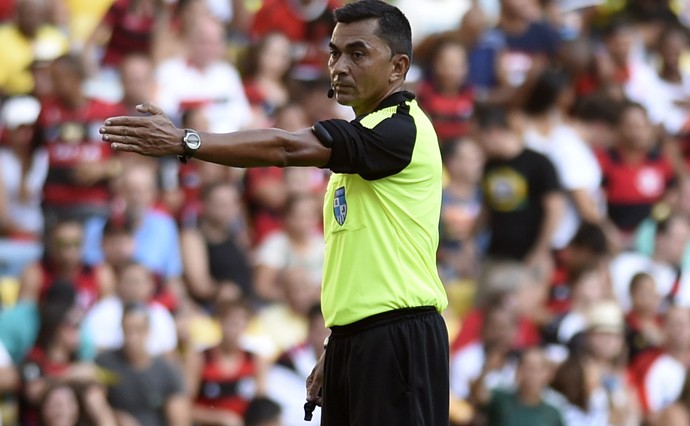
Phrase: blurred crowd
[{"left": 1, "top": 0, "right": 690, "bottom": 425}]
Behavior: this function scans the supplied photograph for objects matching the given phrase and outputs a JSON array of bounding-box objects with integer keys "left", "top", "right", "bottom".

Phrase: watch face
[{"left": 185, "top": 131, "right": 201, "bottom": 150}]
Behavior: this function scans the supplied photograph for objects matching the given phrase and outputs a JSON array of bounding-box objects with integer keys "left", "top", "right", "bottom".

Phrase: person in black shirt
[{"left": 475, "top": 105, "right": 564, "bottom": 278}]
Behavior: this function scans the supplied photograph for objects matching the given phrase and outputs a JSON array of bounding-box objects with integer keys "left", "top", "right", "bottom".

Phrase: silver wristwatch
[{"left": 178, "top": 128, "right": 202, "bottom": 164}]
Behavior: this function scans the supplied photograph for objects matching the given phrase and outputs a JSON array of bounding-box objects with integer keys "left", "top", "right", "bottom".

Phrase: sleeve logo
[{"left": 334, "top": 186, "right": 347, "bottom": 226}]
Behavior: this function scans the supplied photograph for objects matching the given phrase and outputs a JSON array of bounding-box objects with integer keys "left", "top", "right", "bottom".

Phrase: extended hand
[{"left": 100, "top": 103, "right": 185, "bottom": 157}]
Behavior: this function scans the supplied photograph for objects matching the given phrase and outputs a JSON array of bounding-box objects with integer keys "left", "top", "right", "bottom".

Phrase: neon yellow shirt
[{"left": 316, "top": 91, "right": 448, "bottom": 327}]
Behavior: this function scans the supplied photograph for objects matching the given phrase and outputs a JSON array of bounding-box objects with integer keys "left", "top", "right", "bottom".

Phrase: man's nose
[{"left": 330, "top": 56, "right": 349, "bottom": 78}]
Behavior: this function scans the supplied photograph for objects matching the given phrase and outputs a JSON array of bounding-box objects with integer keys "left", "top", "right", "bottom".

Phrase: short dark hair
[
  {"left": 629, "top": 272, "right": 654, "bottom": 295},
  {"left": 244, "top": 397, "right": 282, "bottom": 426},
  {"left": 473, "top": 103, "right": 509, "bottom": 130},
  {"left": 523, "top": 69, "right": 571, "bottom": 116},
  {"left": 569, "top": 222, "right": 608, "bottom": 255},
  {"left": 334, "top": 0, "right": 412, "bottom": 59}
]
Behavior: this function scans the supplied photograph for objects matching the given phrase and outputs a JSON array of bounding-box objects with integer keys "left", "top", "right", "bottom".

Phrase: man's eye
[
  {"left": 329, "top": 50, "right": 339, "bottom": 58},
  {"left": 353, "top": 51, "right": 364, "bottom": 59}
]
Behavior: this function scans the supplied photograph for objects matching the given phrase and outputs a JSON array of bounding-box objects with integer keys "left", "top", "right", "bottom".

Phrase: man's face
[{"left": 328, "top": 19, "right": 396, "bottom": 114}]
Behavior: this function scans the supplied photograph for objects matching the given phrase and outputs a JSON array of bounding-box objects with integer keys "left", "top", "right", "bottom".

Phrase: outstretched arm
[{"left": 100, "top": 103, "right": 332, "bottom": 168}]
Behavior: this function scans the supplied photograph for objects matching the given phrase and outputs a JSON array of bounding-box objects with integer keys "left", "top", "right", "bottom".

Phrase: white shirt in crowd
[
  {"left": 449, "top": 341, "right": 517, "bottom": 400},
  {"left": 0, "top": 148, "right": 48, "bottom": 235},
  {"left": 524, "top": 123, "right": 604, "bottom": 249},
  {"left": 610, "top": 252, "right": 690, "bottom": 311},
  {"left": 255, "top": 232, "right": 325, "bottom": 286},
  {"left": 638, "top": 351, "right": 686, "bottom": 414},
  {"left": 155, "top": 57, "right": 252, "bottom": 133},
  {"left": 83, "top": 297, "right": 178, "bottom": 356},
  {"left": 266, "top": 344, "right": 321, "bottom": 426}
]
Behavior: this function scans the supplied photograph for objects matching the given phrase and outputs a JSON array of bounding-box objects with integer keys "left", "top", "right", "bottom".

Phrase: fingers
[
  {"left": 136, "top": 102, "right": 165, "bottom": 116},
  {"left": 110, "top": 142, "right": 144, "bottom": 154}
]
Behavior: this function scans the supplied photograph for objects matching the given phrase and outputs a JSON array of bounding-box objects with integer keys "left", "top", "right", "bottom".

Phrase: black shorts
[{"left": 322, "top": 307, "right": 450, "bottom": 426}]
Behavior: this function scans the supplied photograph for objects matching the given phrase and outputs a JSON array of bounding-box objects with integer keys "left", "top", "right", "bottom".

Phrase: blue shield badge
[{"left": 333, "top": 186, "right": 347, "bottom": 226}]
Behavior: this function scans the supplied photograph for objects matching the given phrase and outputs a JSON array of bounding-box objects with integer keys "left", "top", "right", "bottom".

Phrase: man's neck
[
  {"left": 353, "top": 84, "right": 404, "bottom": 117},
  {"left": 201, "top": 220, "right": 230, "bottom": 242},
  {"left": 127, "top": 350, "right": 151, "bottom": 369},
  {"left": 517, "top": 387, "right": 542, "bottom": 406}
]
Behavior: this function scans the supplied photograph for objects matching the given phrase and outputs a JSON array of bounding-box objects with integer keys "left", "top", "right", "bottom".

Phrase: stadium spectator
[
  {"left": 547, "top": 221, "right": 610, "bottom": 316},
  {"left": 19, "top": 299, "right": 112, "bottom": 425},
  {"left": 543, "top": 264, "right": 609, "bottom": 352},
  {"left": 38, "top": 55, "right": 125, "bottom": 226},
  {"left": 468, "top": 0, "right": 561, "bottom": 102},
  {"left": 253, "top": 194, "right": 324, "bottom": 304},
  {"left": 39, "top": 382, "right": 115, "bottom": 426},
  {"left": 479, "top": 347, "right": 564, "bottom": 426},
  {"left": 265, "top": 304, "right": 328, "bottom": 426},
  {"left": 416, "top": 36, "right": 474, "bottom": 145},
  {"left": 596, "top": 101, "right": 676, "bottom": 240},
  {"left": 438, "top": 137, "right": 484, "bottom": 282},
  {"left": 0, "top": 96, "right": 47, "bottom": 277},
  {"left": 595, "top": 19, "right": 664, "bottom": 122},
  {"left": 244, "top": 396, "right": 283, "bottom": 426},
  {"left": 242, "top": 32, "right": 294, "bottom": 124},
  {"left": 520, "top": 69, "right": 606, "bottom": 250},
  {"left": 450, "top": 292, "right": 520, "bottom": 406},
  {"left": 0, "top": 0, "right": 69, "bottom": 96},
  {"left": 551, "top": 300, "right": 640, "bottom": 426},
  {"left": 610, "top": 213, "right": 690, "bottom": 311},
  {"left": 20, "top": 220, "right": 113, "bottom": 312},
  {"left": 474, "top": 104, "right": 564, "bottom": 279},
  {"left": 180, "top": 182, "right": 253, "bottom": 307},
  {"left": 635, "top": 177, "right": 690, "bottom": 272},
  {"left": 249, "top": 267, "right": 321, "bottom": 359},
  {"left": 189, "top": 299, "right": 267, "bottom": 425},
  {"left": 250, "top": 0, "right": 341, "bottom": 79},
  {"left": 83, "top": 261, "right": 177, "bottom": 356},
  {"left": 81, "top": 0, "right": 168, "bottom": 76},
  {"left": 630, "top": 306, "right": 690, "bottom": 423},
  {"left": 155, "top": 14, "right": 252, "bottom": 133},
  {"left": 82, "top": 163, "right": 183, "bottom": 310},
  {"left": 625, "top": 272, "right": 664, "bottom": 362},
  {"left": 119, "top": 54, "right": 158, "bottom": 114},
  {"left": 96, "top": 303, "right": 189, "bottom": 426},
  {"left": 652, "top": 26, "right": 690, "bottom": 142}
]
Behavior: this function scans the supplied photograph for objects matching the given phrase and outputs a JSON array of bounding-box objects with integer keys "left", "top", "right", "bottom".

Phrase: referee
[{"left": 100, "top": 1, "right": 450, "bottom": 425}]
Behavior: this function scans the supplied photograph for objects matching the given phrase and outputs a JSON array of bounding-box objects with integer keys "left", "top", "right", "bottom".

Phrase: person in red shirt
[
  {"left": 251, "top": 0, "right": 341, "bottom": 77},
  {"left": 38, "top": 55, "right": 125, "bottom": 226},
  {"left": 596, "top": 101, "right": 676, "bottom": 241},
  {"left": 416, "top": 37, "right": 474, "bottom": 146},
  {"left": 82, "top": 0, "right": 168, "bottom": 76},
  {"left": 20, "top": 297, "right": 114, "bottom": 426},
  {"left": 190, "top": 299, "right": 267, "bottom": 425},
  {"left": 19, "top": 219, "right": 113, "bottom": 312}
]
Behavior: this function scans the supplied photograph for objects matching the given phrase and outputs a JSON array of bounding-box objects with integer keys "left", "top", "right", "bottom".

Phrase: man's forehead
[{"left": 330, "top": 19, "right": 385, "bottom": 49}]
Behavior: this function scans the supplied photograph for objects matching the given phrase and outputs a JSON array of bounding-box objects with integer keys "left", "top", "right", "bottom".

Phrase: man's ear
[{"left": 389, "top": 54, "right": 411, "bottom": 84}]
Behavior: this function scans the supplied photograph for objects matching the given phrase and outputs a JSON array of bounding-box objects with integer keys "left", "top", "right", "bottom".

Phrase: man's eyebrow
[{"left": 328, "top": 40, "right": 370, "bottom": 51}]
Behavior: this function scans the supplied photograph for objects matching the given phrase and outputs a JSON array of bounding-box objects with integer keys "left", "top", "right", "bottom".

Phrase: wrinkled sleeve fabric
[{"left": 312, "top": 113, "right": 417, "bottom": 181}]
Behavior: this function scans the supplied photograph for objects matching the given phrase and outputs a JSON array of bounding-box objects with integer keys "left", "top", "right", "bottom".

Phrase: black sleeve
[
  {"left": 536, "top": 153, "right": 562, "bottom": 196},
  {"left": 312, "top": 112, "right": 417, "bottom": 180}
]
